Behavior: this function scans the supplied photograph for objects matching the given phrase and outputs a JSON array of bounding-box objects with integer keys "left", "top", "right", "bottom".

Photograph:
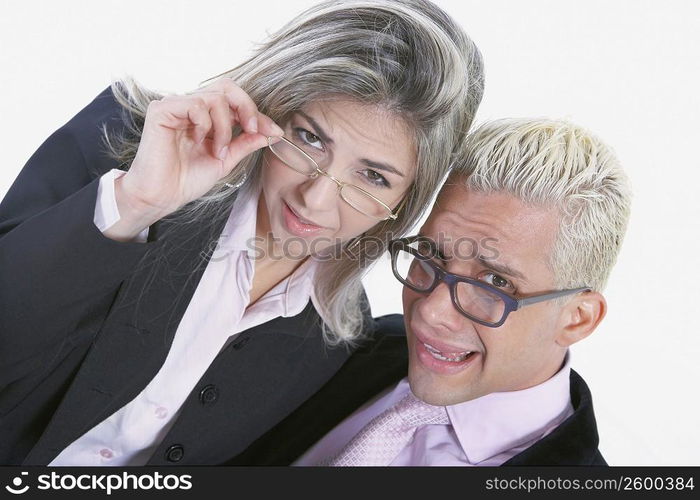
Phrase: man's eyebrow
[
  {"left": 297, "top": 111, "right": 334, "bottom": 145},
  {"left": 478, "top": 255, "right": 528, "bottom": 282},
  {"left": 297, "top": 111, "right": 405, "bottom": 178},
  {"left": 415, "top": 233, "right": 444, "bottom": 259}
]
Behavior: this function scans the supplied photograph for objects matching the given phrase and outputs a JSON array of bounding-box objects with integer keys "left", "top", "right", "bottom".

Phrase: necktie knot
[{"left": 392, "top": 392, "right": 449, "bottom": 428}]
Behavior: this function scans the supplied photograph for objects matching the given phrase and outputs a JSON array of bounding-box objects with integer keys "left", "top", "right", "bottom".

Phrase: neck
[
  {"left": 248, "top": 193, "right": 309, "bottom": 306},
  {"left": 255, "top": 191, "right": 272, "bottom": 242}
]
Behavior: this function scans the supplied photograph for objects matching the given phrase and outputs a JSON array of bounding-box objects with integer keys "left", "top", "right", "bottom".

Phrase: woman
[{"left": 0, "top": 0, "right": 483, "bottom": 465}]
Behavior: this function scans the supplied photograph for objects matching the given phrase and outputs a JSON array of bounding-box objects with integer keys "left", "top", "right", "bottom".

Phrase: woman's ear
[{"left": 555, "top": 291, "right": 607, "bottom": 347}]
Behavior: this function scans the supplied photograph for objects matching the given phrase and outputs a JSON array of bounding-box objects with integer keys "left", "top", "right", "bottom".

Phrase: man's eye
[{"left": 479, "top": 272, "right": 513, "bottom": 290}]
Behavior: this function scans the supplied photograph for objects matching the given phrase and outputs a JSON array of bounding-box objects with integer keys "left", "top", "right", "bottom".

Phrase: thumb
[{"left": 221, "top": 133, "right": 269, "bottom": 175}]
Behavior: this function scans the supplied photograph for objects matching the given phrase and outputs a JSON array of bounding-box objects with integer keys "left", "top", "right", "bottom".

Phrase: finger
[
  {"left": 216, "top": 80, "right": 260, "bottom": 135},
  {"left": 186, "top": 99, "right": 213, "bottom": 145},
  {"left": 256, "top": 112, "right": 285, "bottom": 137},
  {"left": 192, "top": 80, "right": 284, "bottom": 138},
  {"left": 221, "top": 132, "right": 269, "bottom": 175},
  {"left": 191, "top": 80, "right": 282, "bottom": 138},
  {"left": 147, "top": 97, "right": 212, "bottom": 144},
  {"left": 207, "top": 95, "right": 234, "bottom": 160}
]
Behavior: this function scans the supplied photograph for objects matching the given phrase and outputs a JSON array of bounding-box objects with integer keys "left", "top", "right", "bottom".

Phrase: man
[{"left": 230, "top": 117, "right": 631, "bottom": 466}]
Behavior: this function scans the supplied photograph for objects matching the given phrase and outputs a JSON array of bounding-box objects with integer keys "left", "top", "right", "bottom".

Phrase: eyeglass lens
[
  {"left": 268, "top": 137, "right": 391, "bottom": 219},
  {"left": 393, "top": 246, "right": 506, "bottom": 324}
]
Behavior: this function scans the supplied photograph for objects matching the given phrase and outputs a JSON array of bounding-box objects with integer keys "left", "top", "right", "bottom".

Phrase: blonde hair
[
  {"left": 102, "top": 0, "right": 484, "bottom": 344},
  {"left": 453, "top": 118, "right": 631, "bottom": 292}
]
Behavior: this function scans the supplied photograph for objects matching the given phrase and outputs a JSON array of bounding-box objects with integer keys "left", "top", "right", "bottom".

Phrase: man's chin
[
  {"left": 406, "top": 346, "right": 485, "bottom": 406},
  {"left": 407, "top": 368, "right": 477, "bottom": 407}
]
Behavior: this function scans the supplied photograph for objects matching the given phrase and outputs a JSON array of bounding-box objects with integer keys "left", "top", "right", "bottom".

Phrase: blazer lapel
[
  {"left": 23, "top": 208, "right": 231, "bottom": 465},
  {"left": 501, "top": 370, "right": 604, "bottom": 465},
  {"left": 226, "top": 325, "right": 409, "bottom": 465}
]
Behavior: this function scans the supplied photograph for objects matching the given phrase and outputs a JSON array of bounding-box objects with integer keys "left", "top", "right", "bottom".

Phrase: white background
[{"left": 1, "top": 0, "right": 699, "bottom": 466}]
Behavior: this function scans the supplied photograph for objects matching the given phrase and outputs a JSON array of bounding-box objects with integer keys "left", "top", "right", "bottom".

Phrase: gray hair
[
  {"left": 103, "top": 0, "right": 484, "bottom": 345},
  {"left": 452, "top": 118, "right": 631, "bottom": 293}
]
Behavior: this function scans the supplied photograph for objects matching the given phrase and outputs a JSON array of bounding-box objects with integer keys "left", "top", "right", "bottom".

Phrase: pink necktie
[{"left": 322, "top": 391, "right": 449, "bottom": 466}]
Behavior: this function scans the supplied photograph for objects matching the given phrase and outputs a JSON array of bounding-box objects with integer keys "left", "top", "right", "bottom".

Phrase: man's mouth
[
  {"left": 410, "top": 325, "right": 482, "bottom": 374},
  {"left": 422, "top": 342, "right": 475, "bottom": 363}
]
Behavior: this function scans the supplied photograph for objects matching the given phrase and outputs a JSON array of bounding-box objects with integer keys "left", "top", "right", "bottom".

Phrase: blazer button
[
  {"left": 165, "top": 444, "right": 184, "bottom": 463},
  {"left": 199, "top": 384, "right": 219, "bottom": 406}
]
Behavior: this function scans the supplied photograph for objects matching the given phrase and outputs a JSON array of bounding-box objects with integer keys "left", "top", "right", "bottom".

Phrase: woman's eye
[
  {"left": 479, "top": 272, "right": 513, "bottom": 291},
  {"left": 359, "top": 169, "right": 390, "bottom": 188},
  {"left": 294, "top": 128, "right": 324, "bottom": 150}
]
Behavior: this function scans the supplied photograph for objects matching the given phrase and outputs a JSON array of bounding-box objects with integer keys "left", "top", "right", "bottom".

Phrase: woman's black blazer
[{"left": 0, "top": 87, "right": 374, "bottom": 465}]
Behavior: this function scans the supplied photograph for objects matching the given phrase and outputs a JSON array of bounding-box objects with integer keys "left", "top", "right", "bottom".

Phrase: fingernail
[
  {"left": 272, "top": 123, "right": 284, "bottom": 136},
  {"left": 248, "top": 117, "right": 258, "bottom": 133},
  {"left": 218, "top": 146, "right": 229, "bottom": 160}
]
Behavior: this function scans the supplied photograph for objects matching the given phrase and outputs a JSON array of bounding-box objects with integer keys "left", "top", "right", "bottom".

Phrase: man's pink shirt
[{"left": 296, "top": 354, "right": 574, "bottom": 466}]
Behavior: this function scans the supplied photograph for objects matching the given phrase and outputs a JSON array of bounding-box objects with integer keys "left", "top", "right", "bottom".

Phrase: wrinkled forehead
[
  {"left": 420, "top": 184, "right": 561, "bottom": 268},
  {"left": 301, "top": 98, "right": 416, "bottom": 145},
  {"left": 290, "top": 98, "right": 418, "bottom": 176}
]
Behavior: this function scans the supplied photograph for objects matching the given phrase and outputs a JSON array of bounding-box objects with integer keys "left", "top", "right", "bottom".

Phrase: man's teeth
[{"left": 423, "top": 342, "right": 472, "bottom": 362}]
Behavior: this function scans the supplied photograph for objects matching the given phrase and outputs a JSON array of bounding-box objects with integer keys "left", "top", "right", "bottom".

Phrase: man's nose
[
  {"left": 298, "top": 170, "right": 340, "bottom": 212},
  {"left": 415, "top": 282, "right": 464, "bottom": 332}
]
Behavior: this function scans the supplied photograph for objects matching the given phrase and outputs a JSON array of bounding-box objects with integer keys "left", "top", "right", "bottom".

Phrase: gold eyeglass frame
[{"left": 266, "top": 136, "right": 403, "bottom": 221}]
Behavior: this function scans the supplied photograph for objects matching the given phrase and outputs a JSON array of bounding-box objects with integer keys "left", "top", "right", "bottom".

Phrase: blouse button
[{"left": 155, "top": 406, "right": 169, "bottom": 419}]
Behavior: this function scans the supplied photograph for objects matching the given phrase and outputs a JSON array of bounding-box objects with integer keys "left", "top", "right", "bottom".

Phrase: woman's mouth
[{"left": 282, "top": 201, "right": 325, "bottom": 236}]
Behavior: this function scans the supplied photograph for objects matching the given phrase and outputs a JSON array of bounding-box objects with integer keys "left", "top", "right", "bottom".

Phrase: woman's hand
[{"left": 107, "top": 79, "right": 282, "bottom": 241}]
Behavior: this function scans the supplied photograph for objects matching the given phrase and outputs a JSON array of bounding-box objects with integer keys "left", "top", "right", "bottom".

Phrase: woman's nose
[{"left": 298, "top": 171, "right": 340, "bottom": 212}]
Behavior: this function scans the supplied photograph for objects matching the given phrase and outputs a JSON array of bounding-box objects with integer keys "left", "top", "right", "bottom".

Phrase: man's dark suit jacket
[
  {"left": 230, "top": 314, "right": 607, "bottom": 466},
  {"left": 0, "top": 87, "right": 370, "bottom": 465}
]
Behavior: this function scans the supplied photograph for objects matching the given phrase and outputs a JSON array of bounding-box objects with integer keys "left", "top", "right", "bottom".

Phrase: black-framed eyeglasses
[
  {"left": 389, "top": 236, "right": 591, "bottom": 328},
  {"left": 266, "top": 136, "right": 403, "bottom": 221}
]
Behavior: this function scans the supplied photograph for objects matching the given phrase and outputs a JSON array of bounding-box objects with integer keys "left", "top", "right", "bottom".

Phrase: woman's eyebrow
[
  {"left": 296, "top": 111, "right": 334, "bottom": 145},
  {"left": 297, "top": 111, "right": 405, "bottom": 178},
  {"left": 361, "top": 159, "right": 405, "bottom": 177}
]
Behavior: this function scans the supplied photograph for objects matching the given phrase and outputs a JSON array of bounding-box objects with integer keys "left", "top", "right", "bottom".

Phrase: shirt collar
[
  {"left": 255, "top": 255, "right": 320, "bottom": 318},
  {"left": 446, "top": 352, "right": 573, "bottom": 464},
  {"left": 215, "top": 182, "right": 320, "bottom": 317},
  {"left": 214, "top": 181, "right": 261, "bottom": 256}
]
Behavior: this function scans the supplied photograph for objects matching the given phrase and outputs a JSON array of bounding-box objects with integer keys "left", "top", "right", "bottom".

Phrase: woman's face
[{"left": 259, "top": 99, "right": 416, "bottom": 258}]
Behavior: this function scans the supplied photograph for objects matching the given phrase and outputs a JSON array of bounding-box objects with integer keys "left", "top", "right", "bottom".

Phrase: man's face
[{"left": 403, "top": 181, "right": 569, "bottom": 406}]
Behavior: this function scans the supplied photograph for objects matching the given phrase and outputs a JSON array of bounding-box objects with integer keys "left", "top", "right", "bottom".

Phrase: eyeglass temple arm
[
  {"left": 516, "top": 287, "right": 592, "bottom": 309},
  {"left": 387, "top": 194, "right": 410, "bottom": 219}
]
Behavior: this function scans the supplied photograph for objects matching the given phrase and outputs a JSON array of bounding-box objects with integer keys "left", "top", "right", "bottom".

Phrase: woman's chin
[{"left": 263, "top": 223, "right": 329, "bottom": 261}]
